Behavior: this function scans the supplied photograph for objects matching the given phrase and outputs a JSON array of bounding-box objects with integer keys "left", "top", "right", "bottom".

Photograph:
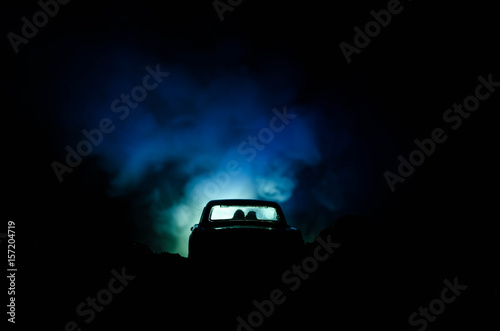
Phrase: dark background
[{"left": 3, "top": 0, "right": 499, "bottom": 330}]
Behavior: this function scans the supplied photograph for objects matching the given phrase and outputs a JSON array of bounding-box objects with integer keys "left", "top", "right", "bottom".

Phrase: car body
[{"left": 188, "top": 199, "right": 304, "bottom": 262}]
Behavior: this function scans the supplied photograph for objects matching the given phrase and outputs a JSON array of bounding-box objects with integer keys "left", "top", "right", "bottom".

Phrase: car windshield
[{"left": 209, "top": 205, "right": 279, "bottom": 222}]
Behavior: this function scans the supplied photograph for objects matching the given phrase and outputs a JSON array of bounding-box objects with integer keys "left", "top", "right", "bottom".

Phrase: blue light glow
[{"left": 56, "top": 45, "right": 370, "bottom": 257}]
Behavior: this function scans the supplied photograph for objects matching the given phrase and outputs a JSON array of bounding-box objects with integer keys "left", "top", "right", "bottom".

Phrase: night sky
[{"left": 3, "top": 0, "right": 499, "bottom": 330}]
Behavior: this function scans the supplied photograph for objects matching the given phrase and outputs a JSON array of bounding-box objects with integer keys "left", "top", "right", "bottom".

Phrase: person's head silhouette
[
  {"left": 232, "top": 209, "right": 245, "bottom": 220},
  {"left": 245, "top": 211, "right": 257, "bottom": 220}
]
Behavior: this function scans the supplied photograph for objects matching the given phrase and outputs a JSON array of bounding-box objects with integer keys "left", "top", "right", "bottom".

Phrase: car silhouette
[{"left": 188, "top": 199, "right": 304, "bottom": 262}]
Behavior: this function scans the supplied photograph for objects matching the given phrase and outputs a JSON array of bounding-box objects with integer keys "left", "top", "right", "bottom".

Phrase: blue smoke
[{"left": 55, "top": 44, "right": 369, "bottom": 257}]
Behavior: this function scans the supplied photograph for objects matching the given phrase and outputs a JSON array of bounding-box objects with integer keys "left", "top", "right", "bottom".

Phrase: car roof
[{"left": 205, "top": 199, "right": 282, "bottom": 208}]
